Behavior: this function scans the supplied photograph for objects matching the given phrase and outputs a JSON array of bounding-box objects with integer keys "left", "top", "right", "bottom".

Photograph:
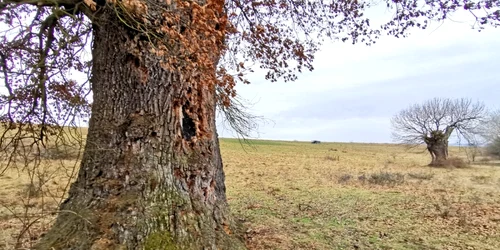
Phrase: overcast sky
[{"left": 216, "top": 7, "right": 500, "bottom": 143}]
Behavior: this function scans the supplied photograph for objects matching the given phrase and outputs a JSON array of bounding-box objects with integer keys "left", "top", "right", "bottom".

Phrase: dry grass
[
  {"left": 0, "top": 126, "right": 85, "bottom": 249},
  {"left": 0, "top": 159, "right": 78, "bottom": 249},
  {"left": 222, "top": 139, "right": 500, "bottom": 250},
  {"left": 1, "top": 137, "right": 500, "bottom": 249}
]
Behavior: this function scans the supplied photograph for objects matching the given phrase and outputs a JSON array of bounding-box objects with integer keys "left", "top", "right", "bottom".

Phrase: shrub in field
[
  {"left": 407, "top": 172, "right": 434, "bottom": 180},
  {"left": 325, "top": 155, "right": 340, "bottom": 161},
  {"left": 358, "top": 174, "right": 367, "bottom": 182},
  {"left": 435, "top": 157, "right": 469, "bottom": 168},
  {"left": 471, "top": 175, "right": 492, "bottom": 184},
  {"left": 337, "top": 174, "right": 353, "bottom": 183},
  {"left": 368, "top": 172, "right": 405, "bottom": 186},
  {"left": 486, "top": 137, "right": 500, "bottom": 159}
]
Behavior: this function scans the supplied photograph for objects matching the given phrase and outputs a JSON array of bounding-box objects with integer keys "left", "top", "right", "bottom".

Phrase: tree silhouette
[
  {"left": 1, "top": 0, "right": 499, "bottom": 248},
  {"left": 392, "top": 98, "right": 485, "bottom": 166}
]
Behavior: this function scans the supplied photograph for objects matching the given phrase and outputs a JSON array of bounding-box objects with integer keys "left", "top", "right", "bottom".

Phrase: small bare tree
[
  {"left": 480, "top": 110, "right": 500, "bottom": 158},
  {"left": 391, "top": 98, "right": 485, "bottom": 166}
]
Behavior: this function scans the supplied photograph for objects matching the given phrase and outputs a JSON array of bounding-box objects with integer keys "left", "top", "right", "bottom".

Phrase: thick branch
[
  {"left": 36, "top": 11, "right": 69, "bottom": 143},
  {"left": 0, "top": 51, "right": 12, "bottom": 96},
  {"left": 1, "top": 0, "right": 78, "bottom": 8}
]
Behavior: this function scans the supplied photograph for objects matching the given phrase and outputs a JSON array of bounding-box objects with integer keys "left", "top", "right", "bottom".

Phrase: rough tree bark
[
  {"left": 427, "top": 141, "right": 448, "bottom": 165},
  {"left": 35, "top": 6, "right": 245, "bottom": 250},
  {"left": 424, "top": 130, "right": 451, "bottom": 166}
]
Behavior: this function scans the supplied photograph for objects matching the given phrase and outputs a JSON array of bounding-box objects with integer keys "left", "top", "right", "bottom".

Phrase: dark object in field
[{"left": 311, "top": 140, "right": 321, "bottom": 144}]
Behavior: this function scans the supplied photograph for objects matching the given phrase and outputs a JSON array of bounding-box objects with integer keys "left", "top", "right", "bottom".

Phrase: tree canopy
[
  {"left": 392, "top": 98, "right": 485, "bottom": 145},
  {"left": 1, "top": 0, "right": 499, "bottom": 136}
]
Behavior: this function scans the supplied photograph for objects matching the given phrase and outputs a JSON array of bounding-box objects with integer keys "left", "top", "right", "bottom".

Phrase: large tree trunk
[
  {"left": 424, "top": 130, "right": 451, "bottom": 166},
  {"left": 428, "top": 141, "right": 448, "bottom": 166},
  {"left": 425, "top": 136, "right": 449, "bottom": 166},
  {"left": 36, "top": 6, "right": 244, "bottom": 250}
]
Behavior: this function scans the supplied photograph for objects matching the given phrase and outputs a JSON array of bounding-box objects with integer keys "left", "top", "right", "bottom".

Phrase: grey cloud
[
  {"left": 218, "top": 25, "right": 500, "bottom": 143},
  {"left": 276, "top": 49, "right": 499, "bottom": 122}
]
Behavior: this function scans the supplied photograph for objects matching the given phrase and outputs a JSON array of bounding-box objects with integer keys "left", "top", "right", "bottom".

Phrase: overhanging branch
[{"left": 1, "top": 0, "right": 79, "bottom": 8}]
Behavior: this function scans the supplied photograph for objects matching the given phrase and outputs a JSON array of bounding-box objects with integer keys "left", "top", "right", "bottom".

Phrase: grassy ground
[
  {"left": 221, "top": 139, "right": 500, "bottom": 250},
  {"left": 1, "top": 138, "right": 499, "bottom": 249}
]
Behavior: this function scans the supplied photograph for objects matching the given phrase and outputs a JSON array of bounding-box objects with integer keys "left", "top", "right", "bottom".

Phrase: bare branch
[
  {"left": 1, "top": 0, "right": 79, "bottom": 8},
  {"left": 216, "top": 85, "right": 264, "bottom": 142},
  {"left": 392, "top": 97, "right": 486, "bottom": 147}
]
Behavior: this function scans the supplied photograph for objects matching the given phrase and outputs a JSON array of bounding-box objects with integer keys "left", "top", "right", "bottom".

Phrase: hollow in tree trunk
[{"left": 36, "top": 6, "right": 245, "bottom": 250}]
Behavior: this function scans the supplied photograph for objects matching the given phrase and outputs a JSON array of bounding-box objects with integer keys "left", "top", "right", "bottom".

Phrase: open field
[
  {"left": 221, "top": 139, "right": 500, "bottom": 249},
  {"left": 1, "top": 138, "right": 500, "bottom": 249}
]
